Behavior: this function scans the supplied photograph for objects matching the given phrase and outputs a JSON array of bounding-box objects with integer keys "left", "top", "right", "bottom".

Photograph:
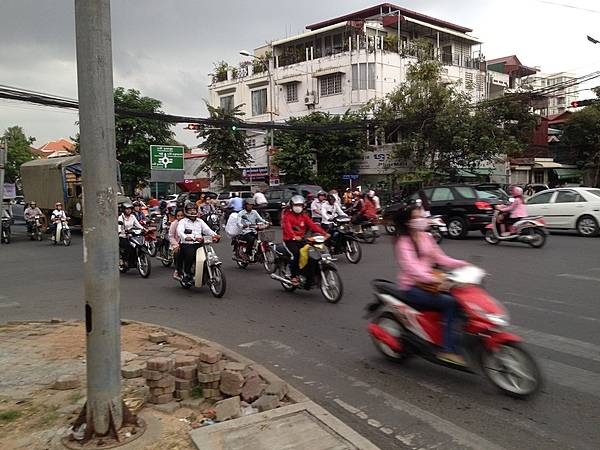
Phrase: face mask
[
  {"left": 408, "top": 217, "right": 428, "bottom": 231},
  {"left": 292, "top": 206, "right": 303, "bottom": 214}
]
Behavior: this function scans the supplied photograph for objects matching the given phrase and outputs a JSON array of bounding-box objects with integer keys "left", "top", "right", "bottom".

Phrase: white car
[{"left": 525, "top": 187, "right": 600, "bottom": 236}]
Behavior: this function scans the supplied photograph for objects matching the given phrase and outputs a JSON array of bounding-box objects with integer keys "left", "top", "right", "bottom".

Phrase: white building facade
[{"left": 522, "top": 71, "right": 578, "bottom": 116}]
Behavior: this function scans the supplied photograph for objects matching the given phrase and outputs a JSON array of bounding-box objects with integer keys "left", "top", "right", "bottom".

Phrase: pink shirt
[
  {"left": 500, "top": 197, "right": 527, "bottom": 218},
  {"left": 169, "top": 219, "right": 180, "bottom": 249},
  {"left": 395, "top": 233, "right": 465, "bottom": 291}
]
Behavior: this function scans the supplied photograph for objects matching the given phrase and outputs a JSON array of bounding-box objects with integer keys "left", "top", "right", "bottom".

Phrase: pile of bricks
[
  {"left": 197, "top": 348, "right": 224, "bottom": 399},
  {"left": 144, "top": 357, "right": 175, "bottom": 404},
  {"left": 174, "top": 355, "right": 199, "bottom": 400}
]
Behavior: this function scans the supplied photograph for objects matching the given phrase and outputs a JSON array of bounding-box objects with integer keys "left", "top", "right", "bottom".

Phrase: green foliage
[
  {"left": 0, "top": 410, "right": 22, "bottom": 422},
  {"left": 213, "top": 61, "right": 229, "bottom": 82},
  {"left": 367, "top": 42, "right": 535, "bottom": 181},
  {"left": 2, "top": 126, "right": 36, "bottom": 183},
  {"left": 198, "top": 103, "right": 251, "bottom": 184},
  {"left": 562, "top": 91, "right": 600, "bottom": 186},
  {"left": 273, "top": 111, "right": 366, "bottom": 189},
  {"left": 113, "top": 87, "right": 177, "bottom": 194}
]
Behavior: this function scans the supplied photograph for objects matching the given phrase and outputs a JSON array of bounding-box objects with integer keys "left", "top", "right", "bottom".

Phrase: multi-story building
[
  {"left": 521, "top": 71, "right": 578, "bottom": 116},
  {"left": 208, "top": 3, "right": 489, "bottom": 185}
]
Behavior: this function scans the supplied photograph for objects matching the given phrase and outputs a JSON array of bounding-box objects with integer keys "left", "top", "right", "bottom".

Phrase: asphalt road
[{"left": 1, "top": 224, "right": 599, "bottom": 449}]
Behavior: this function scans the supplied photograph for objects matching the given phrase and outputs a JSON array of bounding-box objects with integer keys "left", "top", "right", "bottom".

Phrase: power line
[{"left": 536, "top": 0, "right": 600, "bottom": 14}]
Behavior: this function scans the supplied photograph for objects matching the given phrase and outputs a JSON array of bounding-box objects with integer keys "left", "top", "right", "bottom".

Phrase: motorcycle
[
  {"left": 232, "top": 224, "right": 276, "bottom": 272},
  {"left": 119, "top": 227, "right": 151, "bottom": 278},
  {"left": 366, "top": 265, "right": 542, "bottom": 398},
  {"left": 202, "top": 209, "right": 222, "bottom": 234},
  {"left": 429, "top": 215, "right": 447, "bottom": 244},
  {"left": 326, "top": 217, "right": 362, "bottom": 264},
  {"left": 178, "top": 234, "right": 226, "bottom": 298},
  {"left": 1, "top": 215, "right": 11, "bottom": 244},
  {"left": 52, "top": 218, "right": 71, "bottom": 246},
  {"left": 27, "top": 215, "right": 44, "bottom": 241},
  {"left": 484, "top": 210, "right": 547, "bottom": 248},
  {"left": 353, "top": 219, "right": 379, "bottom": 244},
  {"left": 142, "top": 215, "right": 160, "bottom": 257},
  {"left": 269, "top": 235, "right": 343, "bottom": 303}
]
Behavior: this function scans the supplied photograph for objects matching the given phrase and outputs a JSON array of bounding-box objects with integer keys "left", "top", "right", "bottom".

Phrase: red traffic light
[
  {"left": 184, "top": 123, "right": 201, "bottom": 130},
  {"left": 570, "top": 99, "right": 596, "bottom": 108},
  {"left": 570, "top": 101, "right": 579, "bottom": 108}
]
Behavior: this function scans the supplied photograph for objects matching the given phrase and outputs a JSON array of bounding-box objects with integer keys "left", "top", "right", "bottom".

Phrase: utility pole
[
  {"left": 0, "top": 140, "right": 6, "bottom": 217},
  {"left": 74, "top": 0, "right": 126, "bottom": 439}
]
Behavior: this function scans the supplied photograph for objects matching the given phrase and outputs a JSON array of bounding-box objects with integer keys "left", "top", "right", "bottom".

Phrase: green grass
[
  {"left": 190, "top": 387, "right": 203, "bottom": 399},
  {"left": 0, "top": 410, "right": 22, "bottom": 423}
]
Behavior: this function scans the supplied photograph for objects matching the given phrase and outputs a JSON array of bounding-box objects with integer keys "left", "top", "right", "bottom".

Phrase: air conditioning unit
[{"left": 304, "top": 93, "right": 315, "bottom": 105}]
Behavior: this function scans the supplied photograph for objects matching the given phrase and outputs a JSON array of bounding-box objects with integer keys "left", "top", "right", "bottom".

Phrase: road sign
[
  {"left": 342, "top": 174, "right": 359, "bottom": 180},
  {"left": 150, "top": 145, "right": 184, "bottom": 170}
]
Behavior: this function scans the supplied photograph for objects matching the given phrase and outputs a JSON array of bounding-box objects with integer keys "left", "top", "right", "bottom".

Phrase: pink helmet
[{"left": 511, "top": 186, "right": 523, "bottom": 197}]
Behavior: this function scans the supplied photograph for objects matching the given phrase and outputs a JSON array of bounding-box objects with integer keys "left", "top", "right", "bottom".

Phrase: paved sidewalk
[{"left": 0, "top": 319, "right": 379, "bottom": 450}]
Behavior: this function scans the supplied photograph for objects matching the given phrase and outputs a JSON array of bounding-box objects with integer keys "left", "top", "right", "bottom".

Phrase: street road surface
[{"left": 1, "top": 225, "right": 599, "bottom": 449}]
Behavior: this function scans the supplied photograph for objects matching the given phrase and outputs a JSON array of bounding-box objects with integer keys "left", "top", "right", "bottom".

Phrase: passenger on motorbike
[
  {"left": 237, "top": 199, "right": 268, "bottom": 260},
  {"left": 132, "top": 201, "right": 146, "bottom": 223},
  {"left": 367, "top": 190, "right": 381, "bottom": 211},
  {"left": 310, "top": 191, "right": 327, "bottom": 223},
  {"left": 496, "top": 186, "right": 527, "bottom": 236},
  {"left": 169, "top": 209, "right": 185, "bottom": 279},
  {"left": 50, "top": 202, "right": 68, "bottom": 242},
  {"left": 394, "top": 203, "right": 468, "bottom": 365},
  {"left": 176, "top": 203, "right": 220, "bottom": 278},
  {"left": 227, "top": 193, "right": 244, "bottom": 213},
  {"left": 281, "top": 195, "right": 328, "bottom": 286},
  {"left": 24, "top": 201, "right": 43, "bottom": 234},
  {"left": 321, "top": 194, "right": 347, "bottom": 232},
  {"left": 352, "top": 193, "right": 378, "bottom": 225},
  {"left": 118, "top": 202, "right": 144, "bottom": 262}
]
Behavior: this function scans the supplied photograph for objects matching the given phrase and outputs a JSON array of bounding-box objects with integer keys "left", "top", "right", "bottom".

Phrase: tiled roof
[{"left": 37, "top": 138, "right": 75, "bottom": 153}]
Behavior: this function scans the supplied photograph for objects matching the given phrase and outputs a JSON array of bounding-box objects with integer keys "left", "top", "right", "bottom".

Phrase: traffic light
[
  {"left": 570, "top": 99, "right": 597, "bottom": 108},
  {"left": 184, "top": 123, "right": 201, "bottom": 130}
]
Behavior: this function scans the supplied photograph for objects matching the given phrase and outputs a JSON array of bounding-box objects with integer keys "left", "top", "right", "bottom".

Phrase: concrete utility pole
[
  {"left": 0, "top": 141, "right": 6, "bottom": 217},
  {"left": 74, "top": 0, "right": 123, "bottom": 438}
]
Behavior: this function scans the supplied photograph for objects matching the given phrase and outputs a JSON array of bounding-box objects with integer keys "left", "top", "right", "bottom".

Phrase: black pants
[
  {"left": 284, "top": 240, "right": 303, "bottom": 277},
  {"left": 180, "top": 243, "right": 201, "bottom": 275},
  {"left": 119, "top": 237, "right": 130, "bottom": 261},
  {"left": 239, "top": 232, "right": 256, "bottom": 255}
]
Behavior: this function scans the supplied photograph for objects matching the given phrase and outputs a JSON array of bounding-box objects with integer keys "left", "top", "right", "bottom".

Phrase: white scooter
[
  {"left": 179, "top": 232, "right": 226, "bottom": 298},
  {"left": 53, "top": 218, "right": 71, "bottom": 246},
  {"left": 484, "top": 210, "right": 547, "bottom": 248}
]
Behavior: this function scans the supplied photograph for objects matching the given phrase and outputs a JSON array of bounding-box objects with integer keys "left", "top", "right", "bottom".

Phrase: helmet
[
  {"left": 368, "top": 190, "right": 375, "bottom": 197},
  {"left": 326, "top": 194, "right": 336, "bottom": 203},
  {"left": 511, "top": 186, "right": 523, "bottom": 197},
  {"left": 243, "top": 198, "right": 254, "bottom": 207},
  {"left": 290, "top": 194, "right": 305, "bottom": 206},
  {"left": 122, "top": 202, "right": 133, "bottom": 210},
  {"left": 317, "top": 190, "right": 327, "bottom": 197},
  {"left": 55, "top": 202, "right": 62, "bottom": 207},
  {"left": 132, "top": 201, "right": 141, "bottom": 207},
  {"left": 30, "top": 201, "right": 37, "bottom": 206},
  {"left": 184, "top": 202, "right": 198, "bottom": 219}
]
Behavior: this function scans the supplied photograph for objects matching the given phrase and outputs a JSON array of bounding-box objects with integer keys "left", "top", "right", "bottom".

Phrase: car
[
  {"left": 264, "top": 184, "right": 324, "bottom": 224},
  {"left": 525, "top": 187, "right": 600, "bottom": 236},
  {"left": 408, "top": 184, "right": 505, "bottom": 239},
  {"left": 475, "top": 183, "right": 509, "bottom": 202}
]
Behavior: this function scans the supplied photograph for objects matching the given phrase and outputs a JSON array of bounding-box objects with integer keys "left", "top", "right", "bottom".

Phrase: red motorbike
[{"left": 366, "top": 266, "right": 542, "bottom": 398}]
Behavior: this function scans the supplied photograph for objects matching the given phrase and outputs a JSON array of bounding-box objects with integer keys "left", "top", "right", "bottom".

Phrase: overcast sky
[{"left": 1, "top": 0, "right": 600, "bottom": 148}]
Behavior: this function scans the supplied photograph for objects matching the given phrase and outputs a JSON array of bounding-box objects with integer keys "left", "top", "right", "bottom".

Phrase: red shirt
[
  {"left": 362, "top": 198, "right": 378, "bottom": 219},
  {"left": 281, "top": 210, "right": 324, "bottom": 241}
]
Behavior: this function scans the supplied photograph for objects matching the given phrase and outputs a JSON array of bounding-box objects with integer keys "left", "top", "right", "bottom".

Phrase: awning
[
  {"left": 65, "top": 162, "right": 82, "bottom": 176},
  {"left": 533, "top": 161, "right": 563, "bottom": 169},
  {"left": 313, "top": 68, "right": 345, "bottom": 77},
  {"left": 553, "top": 168, "right": 582, "bottom": 180},
  {"left": 403, "top": 16, "right": 481, "bottom": 44}
]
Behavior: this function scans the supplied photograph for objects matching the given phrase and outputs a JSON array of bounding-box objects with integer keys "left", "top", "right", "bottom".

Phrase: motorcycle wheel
[
  {"left": 344, "top": 240, "right": 362, "bottom": 264},
  {"left": 278, "top": 265, "right": 296, "bottom": 292},
  {"left": 62, "top": 229, "right": 71, "bottom": 246},
  {"left": 480, "top": 342, "right": 542, "bottom": 398},
  {"left": 147, "top": 241, "right": 157, "bottom": 257},
  {"left": 137, "top": 252, "right": 151, "bottom": 278},
  {"left": 320, "top": 267, "right": 343, "bottom": 303},
  {"left": 262, "top": 247, "right": 276, "bottom": 273},
  {"left": 160, "top": 248, "right": 173, "bottom": 267},
  {"left": 371, "top": 313, "right": 410, "bottom": 362},
  {"left": 527, "top": 228, "right": 546, "bottom": 248},
  {"left": 363, "top": 230, "right": 376, "bottom": 244},
  {"left": 208, "top": 265, "right": 226, "bottom": 298},
  {"left": 484, "top": 229, "right": 500, "bottom": 245},
  {"left": 36, "top": 229, "right": 42, "bottom": 241},
  {"left": 236, "top": 260, "right": 249, "bottom": 269},
  {"left": 385, "top": 224, "right": 396, "bottom": 235}
]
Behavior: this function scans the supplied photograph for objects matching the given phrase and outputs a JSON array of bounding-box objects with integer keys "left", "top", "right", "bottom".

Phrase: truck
[{"left": 20, "top": 155, "right": 129, "bottom": 228}]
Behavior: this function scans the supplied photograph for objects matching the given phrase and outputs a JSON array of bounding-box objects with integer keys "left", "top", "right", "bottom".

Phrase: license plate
[{"left": 371, "top": 225, "right": 379, "bottom": 231}]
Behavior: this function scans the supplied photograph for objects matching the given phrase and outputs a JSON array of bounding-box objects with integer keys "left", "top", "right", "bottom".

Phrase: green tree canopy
[
  {"left": 2, "top": 126, "right": 36, "bottom": 183},
  {"left": 196, "top": 103, "right": 251, "bottom": 185},
  {"left": 273, "top": 111, "right": 366, "bottom": 189}
]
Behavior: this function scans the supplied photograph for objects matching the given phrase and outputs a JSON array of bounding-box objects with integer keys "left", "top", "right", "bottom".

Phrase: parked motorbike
[
  {"left": 326, "top": 217, "right": 362, "bottom": 264},
  {"left": 484, "top": 210, "right": 547, "bottom": 248},
  {"left": 269, "top": 235, "right": 343, "bottom": 303},
  {"left": 27, "top": 215, "right": 44, "bottom": 241},
  {"left": 119, "top": 227, "right": 151, "bottom": 278},
  {"left": 232, "top": 224, "right": 276, "bottom": 272},
  {"left": 366, "top": 266, "right": 542, "bottom": 398},
  {"left": 1, "top": 215, "right": 11, "bottom": 244},
  {"left": 178, "top": 234, "right": 226, "bottom": 298},
  {"left": 52, "top": 218, "right": 71, "bottom": 246}
]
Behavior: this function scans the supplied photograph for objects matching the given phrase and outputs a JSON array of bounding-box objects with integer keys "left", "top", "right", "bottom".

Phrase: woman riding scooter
[{"left": 496, "top": 186, "right": 527, "bottom": 236}]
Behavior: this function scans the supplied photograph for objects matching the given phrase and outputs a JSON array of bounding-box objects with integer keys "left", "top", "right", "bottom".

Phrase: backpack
[{"left": 225, "top": 212, "right": 242, "bottom": 238}]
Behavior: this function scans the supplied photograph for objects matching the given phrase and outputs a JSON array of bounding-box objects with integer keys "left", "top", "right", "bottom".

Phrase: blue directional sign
[{"left": 342, "top": 174, "right": 359, "bottom": 180}]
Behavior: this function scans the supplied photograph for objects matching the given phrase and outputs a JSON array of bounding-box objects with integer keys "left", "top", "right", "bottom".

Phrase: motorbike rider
[
  {"left": 367, "top": 190, "right": 381, "bottom": 211},
  {"left": 417, "top": 190, "right": 432, "bottom": 217},
  {"left": 132, "top": 201, "right": 146, "bottom": 223},
  {"left": 353, "top": 192, "right": 378, "bottom": 225},
  {"left": 176, "top": 202, "right": 220, "bottom": 279},
  {"left": 50, "top": 202, "right": 68, "bottom": 242},
  {"left": 118, "top": 202, "right": 144, "bottom": 263},
  {"left": 169, "top": 209, "right": 185, "bottom": 279},
  {"left": 394, "top": 202, "right": 468, "bottom": 365},
  {"left": 227, "top": 192, "right": 244, "bottom": 213},
  {"left": 496, "top": 186, "right": 527, "bottom": 236},
  {"left": 310, "top": 191, "right": 327, "bottom": 223},
  {"left": 24, "top": 201, "right": 44, "bottom": 235},
  {"left": 237, "top": 199, "right": 268, "bottom": 261},
  {"left": 281, "top": 195, "right": 328, "bottom": 286},
  {"left": 321, "top": 194, "right": 348, "bottom": 232}
]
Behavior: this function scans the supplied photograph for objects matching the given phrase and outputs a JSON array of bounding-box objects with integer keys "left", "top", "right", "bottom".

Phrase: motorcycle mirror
[
  {"left": 118, "top": 221, "right": 124, "bottom": 225},
  {"left": 184, "top": 229, "right": 192, "bottom": 234}
]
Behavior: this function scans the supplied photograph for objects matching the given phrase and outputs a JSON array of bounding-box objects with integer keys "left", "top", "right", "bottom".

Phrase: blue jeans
[{"left": 403, "top": 287, "right": 458, "bottom": 352}]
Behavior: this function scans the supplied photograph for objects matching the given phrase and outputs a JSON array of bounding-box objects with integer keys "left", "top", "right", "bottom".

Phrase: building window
[
  {"left": 219, "top": 95, "right": 234, "bottom": 112},
  {"left": 351, "top": 63, "right": 375, "bottom": 90},
  {"left": 320, "top": 73, "right": 342, "bottom": 96},
  {"left": 286, "top": 83, "right": 298, "bottom": 103},
  {"left": 557, "top": 97, "right": 566, "bottom": 105},
  {"left": 251, "top": 88, "right": 267, "bottom": 116}
]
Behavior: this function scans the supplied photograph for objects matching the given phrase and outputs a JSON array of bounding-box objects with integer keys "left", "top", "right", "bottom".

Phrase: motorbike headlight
[{"left": 486, "top": 313, "right": 509, "bottom": 327}]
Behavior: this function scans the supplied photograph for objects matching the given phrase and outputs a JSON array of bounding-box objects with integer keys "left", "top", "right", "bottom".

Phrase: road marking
[
  {"left": 504, "top": 301, "right": 599, "bottom": 323},
  {"left": 505, "top": 291, "right": 569, "bottom": 306},
  {"left": 543, "top": 359, "right": 600, "bottom": 397},
  {"left": 0, "top": 302, "right": 20, "bottom": 308},
  {"left": 557, "top": 273, "right": 600, "bottom": 283},
  {"left": 333, "top": 398, "right": 360, "bottom": 414}
]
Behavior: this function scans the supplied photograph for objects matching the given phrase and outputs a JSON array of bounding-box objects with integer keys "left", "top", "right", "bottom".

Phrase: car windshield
[
  {"left": 585, "top": 189, "right": 600, "bottom": 198},
  {"left": 218, "top": 193, "right": 230, "bottom": 200},
  {"left": 476, "top": 190, "right": 503, "bottom": 200}
]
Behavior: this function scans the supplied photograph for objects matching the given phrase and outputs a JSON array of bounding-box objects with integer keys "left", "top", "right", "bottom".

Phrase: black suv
[
  {"left": 264, "top": 184, "right": 323, "bottom": 224},
  {"left": 407, "top": 184, "right": 505, "bottom": 238}
]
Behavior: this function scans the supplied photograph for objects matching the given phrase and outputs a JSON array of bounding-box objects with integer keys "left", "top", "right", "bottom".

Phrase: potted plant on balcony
[
  {"left": 213, "top": 61, "right": 229, "bottom": 83},
  {"left": 383, "top": 34, "right": 399, "bottom": 52}
]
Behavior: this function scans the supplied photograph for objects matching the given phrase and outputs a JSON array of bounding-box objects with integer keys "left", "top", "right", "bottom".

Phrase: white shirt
[
  {"left": 51, "top": 209, "right": 67, "bottom": 222},
  {"left": 253, "top": 192, "right": 268, "bottom": 206},
  {"left": 321, "top": 202, "right": 347, "bottom": 225},
  {"left": 311, "top": 199, "right": 324, "bottom": 219},
  {"left": 118, "top": 213, "right": 142, "bottom": 238},
  {"left": 177, "top": 217, "right": 216, "bottom": 244},
  {"left": 370, "top": 195, "right": 381, "bottom": 210}
]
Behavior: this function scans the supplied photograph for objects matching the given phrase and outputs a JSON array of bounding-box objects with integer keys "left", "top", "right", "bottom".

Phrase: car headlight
[{"left": 486, "top": 313, "right": 509, "bottom": 327}]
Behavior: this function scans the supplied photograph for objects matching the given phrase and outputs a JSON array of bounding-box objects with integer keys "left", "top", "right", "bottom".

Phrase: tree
[
  {"left": 2, "top": 126, "right": 36, "bottom": 183},
  {"left": 196, "top": 103, "right": 251, "bottom": 185},
  {"left": 562, "top": 88, "right": 600, "bottom": 186},
  {"left": 113, "top": 87, "right": 177, "bottom": 194},
  {"left": 273, "top": 111, "right": 366, "bottom": 189},
  {"left": 367, "top": 40, "right": 536, "bottom": 181}
]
